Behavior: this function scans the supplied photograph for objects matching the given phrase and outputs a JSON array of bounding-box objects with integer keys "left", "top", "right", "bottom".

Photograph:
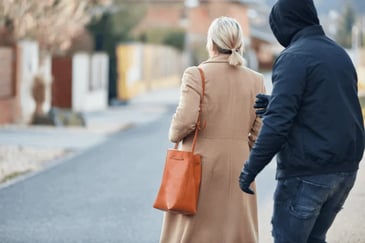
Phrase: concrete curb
[
  {"left": 0, "top": 150, "right": 80, "bottom": 191},
  {"left": 0, "top": 122, "right": 135, "bottom": 190}
]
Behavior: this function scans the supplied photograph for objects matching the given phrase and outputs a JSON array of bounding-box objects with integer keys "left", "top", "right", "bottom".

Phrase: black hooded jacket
[{"left": 246, "top": 0, "right": 365, "bottom": 179}]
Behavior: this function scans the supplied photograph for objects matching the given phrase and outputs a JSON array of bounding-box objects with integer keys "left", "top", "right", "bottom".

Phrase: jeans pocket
[
  {"left": 275, "top": 177, "right": 302, "bottom": 202},
  {"left": 289, "top": 178, "right": 331, "bottom": 220}
]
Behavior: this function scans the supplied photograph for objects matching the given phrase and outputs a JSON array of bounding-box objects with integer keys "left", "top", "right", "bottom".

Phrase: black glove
[
  {"left": 254, "top": 94, "right": 271, "bottom": 118},
  {"left": 239, "top": 163, "right": 256, "bottom": 195}
]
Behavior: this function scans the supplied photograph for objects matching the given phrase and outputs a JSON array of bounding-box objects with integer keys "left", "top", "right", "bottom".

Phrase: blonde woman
[{"left": 159, "top": 17, "right": 266, "bottom": 243}]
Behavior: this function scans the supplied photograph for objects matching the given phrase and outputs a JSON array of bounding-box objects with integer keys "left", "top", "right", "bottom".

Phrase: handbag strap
[{"left": 174, "top": 67, "right": 206, "bottom": 153}]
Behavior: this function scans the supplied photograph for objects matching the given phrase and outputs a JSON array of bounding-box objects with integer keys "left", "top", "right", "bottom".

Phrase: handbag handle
[{"left": 174, "top": 67, "right": 206, "bottom": 153}]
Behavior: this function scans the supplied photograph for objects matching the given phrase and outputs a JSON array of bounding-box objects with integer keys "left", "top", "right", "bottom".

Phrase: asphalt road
[
  {"left": 0, "top": 108, "right": 277, "bottom": 243},
  {"left": 0, "top": 82, "right": 277, "bottom": 243},
  {"left": 1, "top": 72, "right": 362, "bottom": 242},
  {"left": 0, "top": 110, "right": 174, "bottom": 243}
]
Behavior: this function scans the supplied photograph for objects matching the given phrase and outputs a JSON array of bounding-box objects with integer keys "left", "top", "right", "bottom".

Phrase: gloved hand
[
  {"left": 254, "top": 94, "right": 271, "bottom": 118},
  {"left": 239, "top": 163, "right": 256, "bottom": 195}
]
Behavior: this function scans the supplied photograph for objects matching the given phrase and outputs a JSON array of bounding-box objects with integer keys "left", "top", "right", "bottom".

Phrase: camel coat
[{"left": 160, "top": 54, "right": 265, "bottom": 243}]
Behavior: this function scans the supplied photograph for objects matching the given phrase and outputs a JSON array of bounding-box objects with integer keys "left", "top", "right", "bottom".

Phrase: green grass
[{"left": 0, "top": 170, "right": 30, "bottom": 184}]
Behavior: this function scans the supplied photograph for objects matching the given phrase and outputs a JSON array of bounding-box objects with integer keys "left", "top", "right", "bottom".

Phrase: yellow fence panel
[{"left": 116, "top": 43, "right": 183, "bottom": 101}]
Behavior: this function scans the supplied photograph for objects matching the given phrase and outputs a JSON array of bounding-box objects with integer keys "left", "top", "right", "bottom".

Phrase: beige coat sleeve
[
  {"left": 169, "top": 67, "right": 202, "bottom": 143},
  {"left": 248, "top": 75, "right": 266, "bottom": 150}
]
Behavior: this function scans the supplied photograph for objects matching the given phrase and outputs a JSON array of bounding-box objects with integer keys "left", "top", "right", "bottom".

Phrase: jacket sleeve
[
  {"left": 246, "top": 53, "right": 307, "bottom": 175},
  {"left": 248, "top": 76, "right": 266, "bottom": 150},
  {"left": 169, "top": 67, "right": 202, "bottom": 143}
]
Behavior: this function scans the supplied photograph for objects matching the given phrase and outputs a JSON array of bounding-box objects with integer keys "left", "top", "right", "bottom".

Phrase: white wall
[
  {"left": 72, "top": 52, "right": 109, "bottom": 112},
  {"left": 18, "top": 40, "right": 39, "bottom": 124},
  {"left": 38, "top": 55, "right": 52, "bottom": 114}
]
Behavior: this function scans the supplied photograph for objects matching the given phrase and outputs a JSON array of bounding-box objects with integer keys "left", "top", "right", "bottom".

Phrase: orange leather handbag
[{"left": 153, "top": 67, "right": 205, "bottom": 215}]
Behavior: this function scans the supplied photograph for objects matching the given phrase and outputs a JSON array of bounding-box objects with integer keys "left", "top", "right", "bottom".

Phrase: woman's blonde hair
[{"left": 206, "top": 16, "right": 246, "bottom": 66}]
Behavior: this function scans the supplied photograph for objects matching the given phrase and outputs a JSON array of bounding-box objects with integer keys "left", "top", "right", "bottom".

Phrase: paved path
[
  {"left": 0, "top": 87, "right": 180, "bottom": 151},
  {"left": 327, "top": 161, "right": 365, "bottom": 242},
  {"left": 0, "top": 116, "right": 172, "bottom": 242},
  {"left": 0, "top": 86, "right": 181, "bottom": 242},
  {"left": 0, "top": 82, "right": 364, "bottom": 242}
]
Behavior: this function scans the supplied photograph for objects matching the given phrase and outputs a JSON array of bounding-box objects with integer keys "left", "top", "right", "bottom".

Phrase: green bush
[{"left": 140, "top": 28, "right": 186, "bottom": 51}]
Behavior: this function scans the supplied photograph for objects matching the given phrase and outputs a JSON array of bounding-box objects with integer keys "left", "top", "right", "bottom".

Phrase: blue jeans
[{"left": 271, "top": 172, "right": 357, "bottom": 243}]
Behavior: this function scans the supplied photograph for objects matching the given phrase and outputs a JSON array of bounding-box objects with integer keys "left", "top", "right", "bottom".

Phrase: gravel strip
[{"left": 0, "top": 145, "right": 71, "bottom": 183}]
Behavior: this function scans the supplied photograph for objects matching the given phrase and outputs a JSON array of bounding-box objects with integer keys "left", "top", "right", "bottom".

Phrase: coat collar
[{"left": 203, "top": 54, "right": 230, "bottom": 64}]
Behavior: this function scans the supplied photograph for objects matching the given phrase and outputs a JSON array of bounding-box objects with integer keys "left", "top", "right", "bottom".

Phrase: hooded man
[{"left": 239, "top": 0, "right": 365, "bottom": 242}]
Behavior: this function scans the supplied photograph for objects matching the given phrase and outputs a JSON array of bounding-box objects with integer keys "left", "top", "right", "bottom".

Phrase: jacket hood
[{"left": 269, "top": 0, "right": 320, "bottom": 47}]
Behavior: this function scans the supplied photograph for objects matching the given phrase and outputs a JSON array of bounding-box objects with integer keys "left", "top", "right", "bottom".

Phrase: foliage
[
  {"left": 87, "top": 3, "right": 145, "bottom": 50},
  {"left": 265, "top": 0, "right": 365, "bottom": 14},
  {"left": 32, "top": 74, "right": 46, "bottom": 115},
  {"left": 190, "top": 44, "right": 208, "bottom": 66},
  {"left": 336, "top": 3, "right": 356, "bottom": 48},
  {"left": 0, "top": 0, "right": 110, "bottom": 54},
  {"left": 86, "top": 2, "right": 145, "bottom": 99},
  {"left": 140, "top": 28, "right": 186, "bottom": 51}
]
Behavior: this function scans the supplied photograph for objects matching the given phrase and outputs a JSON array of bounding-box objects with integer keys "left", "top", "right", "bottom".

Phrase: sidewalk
[
  {"left": 0, "top": 87, "right": 180, "bottom": 185},
  {"left": 327, "top": 160, "right": 365, "bottom": 242},
  {"left": 1, "top": 84, "right": 364, "bottom": 242},
  {"left": 258, "top": 159, "right": 365, "bottom": 243}
]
